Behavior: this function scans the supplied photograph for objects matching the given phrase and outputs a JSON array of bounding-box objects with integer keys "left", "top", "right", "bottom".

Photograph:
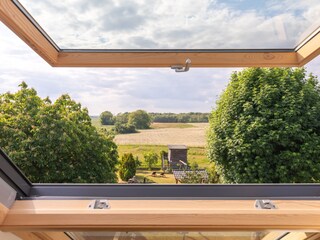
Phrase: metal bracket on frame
[
  {"left": 171, "top": 58, "right": 191, "bottom": 72},
  {"left": 88, "top": 199, "right": 110, "bottom": 209},
  {"left": 255, "top": 199, "right": 276, "bottom": 209}
]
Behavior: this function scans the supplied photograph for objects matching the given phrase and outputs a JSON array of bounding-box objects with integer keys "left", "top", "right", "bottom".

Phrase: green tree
[
  {"left": 128, "top": 110, "right": 151, "bottom": 129},
  {"left": 115, "top": 112, "right": 129, "bottom": 124},
  {"left": 119, "top": 153, "right": 136, "bottom": 181},
  {"left": 113, "top": 122, "right": 136, "bottom": 134},
  {"left": 144, "top": 152, "right": 159, "bottom": 170},
  {"left": 208, "top": 68, "right": 320, "bottom": 183},
  {"left": 100, "top": 111, "right": 114, "bottom": 125},
  {"left": 0, "top": 82, "right": 118, "bottom": 183}
]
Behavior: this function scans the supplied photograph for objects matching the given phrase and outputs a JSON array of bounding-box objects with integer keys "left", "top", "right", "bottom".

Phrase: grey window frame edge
[{"left": 1, "top": 148, "right": 320, "bottom": 200}]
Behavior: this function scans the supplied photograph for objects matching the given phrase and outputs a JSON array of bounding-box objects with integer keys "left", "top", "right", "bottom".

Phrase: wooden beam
[
  {"left": 7, "top": 231, "right": 320, "bottom": 240},
  {"left": 0, "top": 203, "right": 8, "bottom": 226},
  {"left": 56, "top": 51, "right": 299, "bottom": 68},
  {"left": 2, "top": 200, "right": 320, "bottom": 231},
  {"left": 0, "top": 0, "right": 58, "bottom": 66},
  {"left": 297, "top": 31, "right": 320, "bottom": 66},
  {"left": 0, "top": 0, "right": 318, "bottom": 67}
]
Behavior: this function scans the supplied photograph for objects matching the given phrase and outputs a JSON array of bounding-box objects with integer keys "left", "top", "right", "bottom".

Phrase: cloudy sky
[{"left": 0, "top": 0, "right": 319, "bottom": 115}]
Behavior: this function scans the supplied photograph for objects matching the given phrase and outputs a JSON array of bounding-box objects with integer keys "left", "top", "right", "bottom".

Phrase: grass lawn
[
  {"left": 91, "top": 116, "right": 113, "bottom": 130},
  {"left": 117, "top": 144, "right": 210, "bottom": 169},
  {"left": 135, "top": 170, "right": 176, "bottom": 184},
  {"left": 151, "top": 122, "right": 195, "bottom": 129}
]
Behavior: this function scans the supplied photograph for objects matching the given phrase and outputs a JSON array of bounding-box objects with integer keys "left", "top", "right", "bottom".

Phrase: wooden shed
[{"left": 167, "top": 145, "right": 188, "bottom": 169}]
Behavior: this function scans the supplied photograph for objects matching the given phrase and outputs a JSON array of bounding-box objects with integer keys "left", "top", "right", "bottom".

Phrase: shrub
[
  {"left": 144, "top": 152, "right": 159, "bottom": 170},
  {"left": 119, "top": 153, "right": 136, "bottom": 181},
  {"left": 113, "top": 122, "right": 136, "bottom": 134},
  {"left": 135, "top": 156, "right": 142, "bottom": 168}
]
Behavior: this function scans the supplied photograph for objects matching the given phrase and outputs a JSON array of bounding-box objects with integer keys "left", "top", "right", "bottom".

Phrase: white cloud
[
  {"left": 18, "top": 0, "right": 320, "bottom": 49},
  {"left": 0, "top": 23, "right": 231, "bottom": 115},
  {"left": 0, "top": 1, "right": 320, "bottom": 115}
]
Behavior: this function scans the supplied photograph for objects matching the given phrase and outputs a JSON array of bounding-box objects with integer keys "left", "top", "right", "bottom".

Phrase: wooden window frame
[
  {"left": 2, "top": 199, "right": 320, "bottom": 231},
  {"left": 0, "top": 0, "right": 319, "bottom": 68},
  {"left": 1, "top": 1, "right": 320, "bottom": 239},
  {"left": 2, "top": 200, "right": 320, "bottom": 240}
]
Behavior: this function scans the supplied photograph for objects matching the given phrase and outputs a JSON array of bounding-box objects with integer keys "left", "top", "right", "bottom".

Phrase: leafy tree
[
  {"left": 208, "top": 68, "right": 320, "bottom": 183},
  {"left": 128, "top": 110, "right": 151, "bottom": 129},
  {"left": 149, "top": 112, "right": 209, "bottom": 123},
  {"left": 115, "top": 112, "right": 130, "bottom": 124},
  {"left": 113, "top": 122, "right": 136, "bottom": 134},
  {"left": 144, "top": 152, "right": 159, "bottom": 170},
  {"left": 119, "top": 153, "right": 136, "bottom": 181},
  {"left": 100, "top": 111, "right": 114, "bottom": 125},
  {"left": 0, "top": 82, "right": 118, "bottom": 183}
]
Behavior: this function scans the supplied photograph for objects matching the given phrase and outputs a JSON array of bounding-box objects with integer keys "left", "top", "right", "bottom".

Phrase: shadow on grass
[{"left": 135, "top": 174, "right": 156, "bottom": 183}]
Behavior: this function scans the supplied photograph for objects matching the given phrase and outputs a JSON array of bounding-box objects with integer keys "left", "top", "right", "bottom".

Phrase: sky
[{"left": 0, "top": 0, "right": 319, "bottom": 115}]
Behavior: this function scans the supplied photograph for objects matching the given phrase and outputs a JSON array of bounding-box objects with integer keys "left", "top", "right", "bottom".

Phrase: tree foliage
[
  {"left": 144, "top": 152, "right": 159, "bottom": 170},
  {"left": 208, "top": 68, "right": 320, "bottom": 183},
  {"left": 115, "top": 112, "right": 129, "bottom": 124},
  {"left": 179, "top": 163, "right": 205, "bottom": 184},
  {"left": 0, "top": 82, "right": 118, "bottom": 183},
  {"left": 100, "top": 111, "right": 114, "bottom": 125},
  {"left": 114, "top": 122, "right": 136, "bottom": 134},
  {"left": 119, "top": 153, "right": 136, "bottom": 181},
  {"left": 149, "top": 112, "right": 209, "bottom": 123},
  {"left": 128, "top": 110, "right": 151, "bottom": 129}
]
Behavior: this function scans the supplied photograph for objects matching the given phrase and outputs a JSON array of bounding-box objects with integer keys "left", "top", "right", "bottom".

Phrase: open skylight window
[
  {"left": 15, "top": 0, "right": 320, "bottom": 50},
  {"left": 0, "top": 0, "right": 319, "bottom": 67},
  {"left": 2, "top": 2, "right": 320, "bottom": 239}
]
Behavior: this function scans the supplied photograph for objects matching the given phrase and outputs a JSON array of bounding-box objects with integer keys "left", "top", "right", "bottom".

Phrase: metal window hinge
[
  {"left": 88, "top": 199, "right": 110, "bottom": 209},
  {"left": 255, "top": 199, "right": 276, "bottom": 209},
  {"left": 171, "top": 58, "right": 191, "bottom": 72}
]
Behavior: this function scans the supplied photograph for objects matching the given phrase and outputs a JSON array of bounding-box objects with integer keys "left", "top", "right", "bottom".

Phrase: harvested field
[{"left": 114, "top": 123, "right": 208, "bottom": 147}]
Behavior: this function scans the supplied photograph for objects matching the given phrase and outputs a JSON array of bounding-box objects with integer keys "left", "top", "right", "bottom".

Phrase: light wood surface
[
  {"left": 1, "top": 0, "right": 319, "bottom": 67},
  {"left": 297, "top": 31, "right": 320, "bottom": 66},
  {"left": 0, "top": 203, "right": 8, "bottom": 225},
  {"left": 2, "top": 200, "right": 320, "bottom": 231},
  {"left": 56, "top": 51, "right": 299, "bottom": 67},
  {"left": 0, "top": 0, "right": 320, "bottom": 67}
]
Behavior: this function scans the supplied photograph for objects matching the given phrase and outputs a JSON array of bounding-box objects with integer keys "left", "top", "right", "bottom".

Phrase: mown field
[
  {"left": 91, "top": 117, "right": 210, "bottom": 183},
  {"left": 115, "top": 122, "right": 208, "bottom": 147}
]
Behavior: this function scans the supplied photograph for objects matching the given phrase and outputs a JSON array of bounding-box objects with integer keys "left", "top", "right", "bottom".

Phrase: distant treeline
[{"left": 149, "top": 112, "right": 209, "bottom": 123}]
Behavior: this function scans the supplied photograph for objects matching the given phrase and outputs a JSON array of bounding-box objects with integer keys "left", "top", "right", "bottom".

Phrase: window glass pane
[
  {"left": 18, "top": 0, "right": 320, "bottom": 49},
  {"left": 67, "top": 231, "right": 320, "bottom": 240}
]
